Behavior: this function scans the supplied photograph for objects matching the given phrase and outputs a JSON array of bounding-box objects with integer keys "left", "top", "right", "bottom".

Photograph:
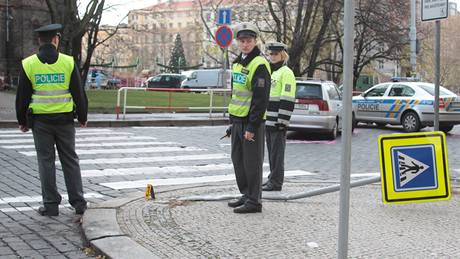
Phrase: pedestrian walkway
[
  {"left": 83, "top": 182, "right": 460, "bottom": 258},
  {"left": 1, "top": 91, "right": 228, "bottom": 127}
]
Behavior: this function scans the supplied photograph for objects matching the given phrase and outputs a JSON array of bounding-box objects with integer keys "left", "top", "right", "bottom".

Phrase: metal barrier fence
[{"left": 115, "top": 87, "right": 231, "bottom": 119}]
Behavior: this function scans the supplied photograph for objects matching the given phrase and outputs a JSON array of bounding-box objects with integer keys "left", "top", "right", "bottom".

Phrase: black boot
[
  {"left": 262, "top": 183, "right": 282, "bottom": 191},
  {"left": 38, "top": 206, "right": 59, "bottom": 216},
  {"left": 75, "top": 205, "right": 87, "bottom": 215},
  {"left": 228, "top": 197, "right": 246, "bottom": 208},
  {"left": 233, "top": 203, "right": 262, "bottom": 213}
]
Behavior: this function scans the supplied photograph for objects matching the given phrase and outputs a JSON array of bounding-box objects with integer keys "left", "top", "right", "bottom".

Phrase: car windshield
[
  {"left": 417, "top": 84, "right": 451, "bottom": 96},
  {"left": 296, "top": 83, "right": 323, "bottom": 99}
]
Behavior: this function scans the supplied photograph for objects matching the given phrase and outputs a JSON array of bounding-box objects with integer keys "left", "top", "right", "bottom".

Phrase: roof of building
[{"left": 144, "top": 1, "right": 195, "bottom": 10}]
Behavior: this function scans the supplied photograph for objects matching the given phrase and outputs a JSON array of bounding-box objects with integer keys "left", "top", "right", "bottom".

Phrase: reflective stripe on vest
[
  {"left": 266, "top": 65, "right": 296, "bottom": 126},
  {"left": 22, "top": 53, "right": 74, "bottom": 114},
  {"left": 33, "top": 89, "right": 70, "bottom": 96},
  {"left": 32, "top": 97, "right": 72, "bottom": 103},
  {"left": 228, "top": 56, "right": 270, "bottom": 117}
]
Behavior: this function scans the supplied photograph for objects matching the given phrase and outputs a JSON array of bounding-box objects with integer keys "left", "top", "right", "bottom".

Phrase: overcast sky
[
  {"left": 79, "top": 0, "right": 156, "bottom": 25},
  {"left": 79, "top": 0, "right": 460, "bottom": 26}
]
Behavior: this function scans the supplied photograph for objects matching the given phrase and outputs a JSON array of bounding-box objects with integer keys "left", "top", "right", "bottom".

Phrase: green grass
[{"left": 87, "top": 89, "right": 230, "bottom": 113}]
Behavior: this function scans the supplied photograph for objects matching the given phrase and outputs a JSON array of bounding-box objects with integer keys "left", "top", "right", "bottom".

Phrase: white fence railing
[{"left": 115, "top": 87, "right": 231, "bottom": 119}]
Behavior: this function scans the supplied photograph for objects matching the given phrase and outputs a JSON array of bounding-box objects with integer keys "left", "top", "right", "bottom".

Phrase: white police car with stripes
[{"left": 352, "top": 81, "right": 460, "bottom": 132}]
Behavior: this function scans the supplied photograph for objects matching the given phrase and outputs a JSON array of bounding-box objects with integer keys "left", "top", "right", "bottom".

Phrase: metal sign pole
[
  {"left": 434, "top": 20, "right": 441, "bottom": 131},
  {"left": 338, "top": 0, "right": 354, "bottom": 257},
  {"left": 222, "top": 49, "right": 228, "bottom": 117}
]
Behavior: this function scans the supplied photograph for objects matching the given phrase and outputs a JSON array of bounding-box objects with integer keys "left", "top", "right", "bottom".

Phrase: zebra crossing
[{"left": 0, "top": 127, "right": 316, "bottom": 213}]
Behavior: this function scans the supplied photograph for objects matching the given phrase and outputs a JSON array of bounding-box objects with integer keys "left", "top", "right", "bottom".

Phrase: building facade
[
  {"left": 0, "top": 0, "right": 50, "bottom": 84},
  {"left": 127, "top": 0, "right": 203, "bottom": 74}
]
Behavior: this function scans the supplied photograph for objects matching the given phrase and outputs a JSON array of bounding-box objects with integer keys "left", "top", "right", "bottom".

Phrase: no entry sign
[{"left": 215, "top": 25, "right": 233, "bottom": 48}]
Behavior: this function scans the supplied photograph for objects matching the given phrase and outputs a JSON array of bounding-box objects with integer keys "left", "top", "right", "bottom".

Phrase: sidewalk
[
  {"left": 82, "top": 181, "right": 460, "bottom": 258},
  {"left": 0, "top": 91, "right": 229, "bottom": 127}
]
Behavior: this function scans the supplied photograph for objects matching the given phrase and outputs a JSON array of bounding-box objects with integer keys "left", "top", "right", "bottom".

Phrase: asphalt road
[{"left": 0, "top": 124, "right": 459, "bottom": 258}]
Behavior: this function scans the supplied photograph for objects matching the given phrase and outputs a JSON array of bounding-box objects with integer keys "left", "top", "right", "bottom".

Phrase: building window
[
  {"left": 178, "top": 22, "right": 182, "bottom": 28},
  {"left": 169, "top": 23, "right": 173, "bottom": 28}
]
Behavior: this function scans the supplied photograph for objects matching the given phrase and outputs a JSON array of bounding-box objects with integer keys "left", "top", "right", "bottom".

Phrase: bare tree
[
  {"left": 265, "top": 0, "right": 342, "bottom": 76},
  {"left": 418, "top": 16, "right": 460, "bottom": 89},
  {"left": 44, "top": 0, "right": 122, "bottom": 82},
  {"left": 350, "top": 0, "right": 409, "bottom": 87}
]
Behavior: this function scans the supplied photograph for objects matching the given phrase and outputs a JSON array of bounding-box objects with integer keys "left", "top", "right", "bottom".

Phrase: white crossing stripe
[
  {"left": 0, "top": 203, "right": 92, "bottom": 213},
  {"left": 351, "top": 173, "right": 380, "bottom": 178},
  {"left": 0, "top": 192, "right": 103, "bottom": 204},
  {"left": 1, "top": 141, "right": 181, "bottom": 150},
  {"left": 100, "top": 170, "right": 315, "bottom": 190},
  {"left": 131, "top": 126, "right": 226, "bottom": 129},
  {"left": 81, "top": 163, "right": 270, "bottom": 177},
  {"left": 0, "top": 136, "right": 156, "bottom": 144},
  {"left": 0, "top": 204, "right": 68, "bottom": 213},
  {"left": 20, "top": 146, "right": 206, "bottom": 156},
  {"left": 57, "top": 153, "right": 229, "bottom": 165},
  {"left": 0, "top": 128, "right": 114, "bottom": 134},
  {"left": 0, "top": 132, "right": 133, "bottom": 138}
]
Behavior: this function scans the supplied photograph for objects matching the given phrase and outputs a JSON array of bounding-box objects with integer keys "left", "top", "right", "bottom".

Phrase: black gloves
[
  {"left": 226, "top": 125, "right": 232, "bottom": 136},
  {"left": 220, "top": 125, "right": 232, "bottom": 140}
]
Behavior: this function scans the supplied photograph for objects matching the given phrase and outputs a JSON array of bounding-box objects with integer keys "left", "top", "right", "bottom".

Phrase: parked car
[
  {"left": 86, "top": 70, "right": 108, "bottom": 89},
  {"left": 352, "top": 81, "right": 460, "bottom": 132},
  {"left": 145, "top": 74, "right": 186, "bottom": 88},
  {"left": 181, "top": 69, "right": 230, "bottom": 89},
  {"left": 289, "top": 79, "right": 343, "bottom": 139}
]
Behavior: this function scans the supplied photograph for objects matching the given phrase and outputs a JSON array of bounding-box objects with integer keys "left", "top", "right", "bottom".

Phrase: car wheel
[
  {"left": 328, "top": 121, "right": 338, "bottom": 140},
  {"left": 401, "top": 111, "right": 421, "bottom": 132},
  {"left": 439, "top": 125, "right": 454, "bottom": 133}
]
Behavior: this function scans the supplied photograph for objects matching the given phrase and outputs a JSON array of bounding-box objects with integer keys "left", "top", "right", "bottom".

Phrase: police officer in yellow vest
[
  {"left": 226, "top": 22, "right": 271, "bottom": 213},
  {"left": 262, "top": 42, "right": 296, "bottom": 192},
  {"left": 16, "top": 24, "right": 88, "bottom": 216}
]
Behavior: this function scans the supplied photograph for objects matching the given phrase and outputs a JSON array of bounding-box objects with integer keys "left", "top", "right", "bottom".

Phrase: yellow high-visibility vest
[
  {"left": 229, "top": 56, "right": 270, "bottom": 117},
  {"left": 22, "top": 53, "right": 74, "bottom": 114},
  {"left": 266, "top": 65, "right": 297, "bottom": 127}
]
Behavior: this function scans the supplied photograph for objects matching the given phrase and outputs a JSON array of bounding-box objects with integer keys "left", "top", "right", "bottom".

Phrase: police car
[{"left": 352, "top": 81, "right": 460, "bottom": 132}]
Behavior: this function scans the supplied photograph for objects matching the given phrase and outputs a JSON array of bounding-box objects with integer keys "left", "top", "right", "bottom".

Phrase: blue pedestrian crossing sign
[
  {"left": 218, "top": 8, "right": 231, "bottom": 25},
  {"left": 378, "top": 131, "right": 451, "bottom": 204}
]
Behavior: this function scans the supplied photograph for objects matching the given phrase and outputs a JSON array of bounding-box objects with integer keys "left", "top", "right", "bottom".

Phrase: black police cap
[{"left": 34, "top": 23, "right": 62, "bottom": 36}]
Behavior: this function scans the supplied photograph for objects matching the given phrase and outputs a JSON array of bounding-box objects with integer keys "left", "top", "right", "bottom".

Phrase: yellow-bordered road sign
[{"left": 378, "top": 131, "right": 451, "bottom": 204}]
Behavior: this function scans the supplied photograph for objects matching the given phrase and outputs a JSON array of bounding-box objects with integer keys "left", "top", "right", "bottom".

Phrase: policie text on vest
[{"left": 35, "top": 73, "right": 65, "bottom": 85}]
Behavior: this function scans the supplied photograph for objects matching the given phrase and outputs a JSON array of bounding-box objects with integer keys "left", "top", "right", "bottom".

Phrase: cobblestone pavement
[
  {"left": 0, "top": 124, "right": 459, "bottom": 258},
  {"left": 118, "top": 183, "right": 460, "bottom": 258}
]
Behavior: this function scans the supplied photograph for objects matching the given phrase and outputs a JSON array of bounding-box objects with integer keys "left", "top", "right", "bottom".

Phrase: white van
[{"left": 181, "top": 69, "right": 230, "bottom": 89}]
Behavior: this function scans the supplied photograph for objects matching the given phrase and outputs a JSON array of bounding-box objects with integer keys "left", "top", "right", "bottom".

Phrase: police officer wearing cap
[
  {"left": 262, "top": 42, "right": 296, "bottom": 191},
  {"left": 226, "top": 22, "right": 271, "bottom": 213},
  {"left": 16, "top": 24, "right": 88, "bottom": 216}
]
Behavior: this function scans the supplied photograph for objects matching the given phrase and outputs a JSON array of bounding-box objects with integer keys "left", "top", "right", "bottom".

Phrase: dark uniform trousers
[
  {"left": 266, "top": 127, "right": 287, "bottom": 187},
  {"left": 32, "top": 120, "right": 86, "bottom": 211},
  {"left": 231, "top": 121, "right": 265, "bottom": 206}
]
